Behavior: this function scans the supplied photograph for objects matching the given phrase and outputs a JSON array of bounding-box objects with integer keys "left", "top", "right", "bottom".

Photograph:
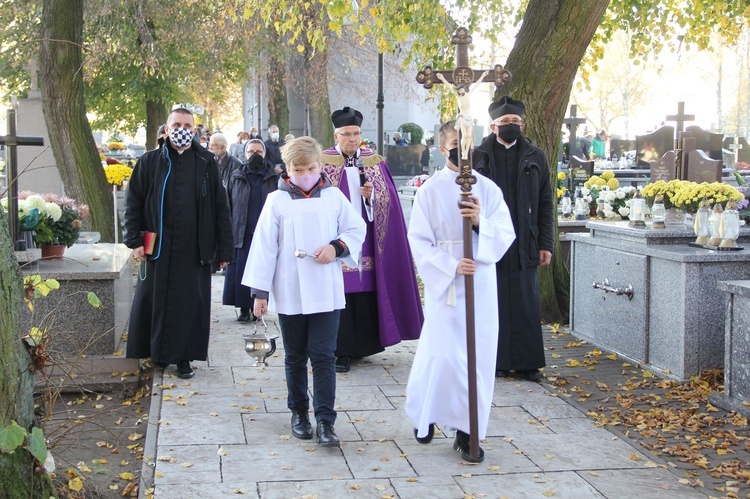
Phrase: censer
[{"left": 242, "top": 317, "right": 279, "bottom": 367}]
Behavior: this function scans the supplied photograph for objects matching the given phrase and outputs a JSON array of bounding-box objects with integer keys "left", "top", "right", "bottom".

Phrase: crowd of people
[{"left": 123, "top": 98, "right": 553, "bottom": 459}]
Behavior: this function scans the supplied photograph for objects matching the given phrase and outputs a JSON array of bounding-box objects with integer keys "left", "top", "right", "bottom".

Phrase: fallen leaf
[
  {"left": 542, "top": 490, "right": 557, "bottom": 497},
  {"left": 118, "top": 471, "right": 134, "bottom": 480},
  {"left": 68, "top": 477, "right": 83, "bottom": 492},
  {"left": 109, "top": 484, "right": 119, "bottom": 491}
]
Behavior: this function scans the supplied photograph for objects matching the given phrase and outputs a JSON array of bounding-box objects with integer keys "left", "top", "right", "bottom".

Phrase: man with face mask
[
  {"left": 222, "top": 138, "right": 279, "bottom": 322},
  {"left": 264, "top": 124, "right": 286, "bottom": 174},
  {"left": 473, "top": 96, "right": 554, "bottom": 383},
  {"left": 321, "top": 107, "right": 424, "bottom": 373},
  {"left": 209, "top": 132, "right": 243, "bottom": 188},
  {"left": 124, "top": 105, "right": 234, "bottom": 380}
]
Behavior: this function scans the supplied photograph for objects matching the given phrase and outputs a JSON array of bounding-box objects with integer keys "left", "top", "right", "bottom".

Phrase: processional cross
[
  {"left": 0, "top": 109, "right": 45, "bottom": 250},
  {"left": 415, "top": 26, "right": 511, "bottom": 462}
]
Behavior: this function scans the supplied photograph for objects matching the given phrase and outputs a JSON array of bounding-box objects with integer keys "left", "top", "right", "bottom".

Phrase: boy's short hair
[
  {"left": 438, "top": 121, "right": 457, "bottom": 147},
  {"left": 281, "top": 136, "right": 322, "bottom": 167}
]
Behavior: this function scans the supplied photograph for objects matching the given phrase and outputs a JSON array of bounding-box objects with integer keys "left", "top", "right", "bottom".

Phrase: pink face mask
[{"left": 291, "top": 173, "right": 320, "bottom": 192}]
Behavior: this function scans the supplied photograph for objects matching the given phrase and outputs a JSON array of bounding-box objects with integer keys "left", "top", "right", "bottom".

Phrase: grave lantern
[
  {"left": 561, "top": 191, "right": 572, "bottom": 218},
  {"left": 719, "top": 201, "right": 740, "bottom": 249},
  {"left": 708, "top": 203, "right": 724, "bottom": 246},
  {"left": 629, "top": 189, "right": 646, "bottom": 227},
  {"left": 574, "top": 189, "right": 588, "bottom": 220},
  {"left": 693, "top": 198, "right": 711, "bottom": 245},
  {"left": 651, "top": 194, "right": 666, "bottom": 229},
  {"left": 596, "top": 197, "right": 606, "bottom": 219}
]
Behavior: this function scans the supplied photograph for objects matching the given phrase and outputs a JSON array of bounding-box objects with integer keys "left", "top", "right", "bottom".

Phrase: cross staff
[
  {"left": 563, "top": 105, "right": 586, "bottom": 163},
  {"left": 666, "top": 101, "right": 695, "bottom": 136},
  {"left": 415, "top": 26, "right": 511, "bottom": 462},
  {"left": 0, "top": 109, "right": 45, "bottom": 250}
]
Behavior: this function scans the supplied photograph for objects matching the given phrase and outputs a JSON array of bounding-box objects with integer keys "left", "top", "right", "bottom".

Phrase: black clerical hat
[
  {"left": 488, "top": 96, "right": 525, "bottom": 120},
  {"left": 331, "top": 107, "right": 363, "bottom": 128}
]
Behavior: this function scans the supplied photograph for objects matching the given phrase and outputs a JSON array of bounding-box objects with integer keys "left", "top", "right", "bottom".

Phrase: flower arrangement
[
  {"left": 556, "top": 172, "right": 567, "bottom": 198},
  {"left": 584, "top": 170, "right": 620, "bottom": 191},
  {"left": 107, "top": 141, "right": 126, "bottom": 151},
  {"left": 104, "top": 163, "right": 133, "bottom": 187},
  {"left": 578, "top": 185, "right": 636, "bottom": 219},
  {"left": 641, "top": 179, "right": 690, "bottom": 209},
  {"left": 9, "top": 191, "right": 90, "bottom": 247},
  {"left": 670, "top": 181, "right": 744, "bottom": 213}
]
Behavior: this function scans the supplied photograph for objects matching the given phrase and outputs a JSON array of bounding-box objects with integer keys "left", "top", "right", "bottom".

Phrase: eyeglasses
[
  {"left": 493, "top": 118, "right": 523, "bottom": 126},
  {"left": 338, "top": 132, "right": 361, "bottom": 138}
]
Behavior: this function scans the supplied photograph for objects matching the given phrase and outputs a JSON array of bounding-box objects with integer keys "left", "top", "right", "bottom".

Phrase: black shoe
[
  {"left": 177, "top": 360, "right": 195, "bottom": 379},
  {"left": 316, "top": 421, "right": 340, "bottom": 447},
  {"left": 453, "top": 430, "right": 484, "bottom": 463},
  {"left": 291, "top": 410, "right": 313, "bottom": 440},
  {"left": 237, "top": 309, "right": 251, "bottom": 322},
  {"left": 517, "top": 369, "right": 543, "bottom": 382},
  {"left": 495, "top": 369, "right": 512, "bottom": 378},
  {"left": 153, "top": 361, "right": 168, "bottom": 369},
  {"left": 413, "top": 424, "right": 434, "bottom": 444},
  {"left": 335, "top": 356, "right": 351, "bottom": 373}
]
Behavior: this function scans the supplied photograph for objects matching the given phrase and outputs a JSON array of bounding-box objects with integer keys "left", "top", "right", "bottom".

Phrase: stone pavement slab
[{"left": 144, "top": 276, "right": 712, "bottom": 498}]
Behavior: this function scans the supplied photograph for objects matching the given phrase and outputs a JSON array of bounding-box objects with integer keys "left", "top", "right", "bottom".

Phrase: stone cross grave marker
[
  {"left": 23, "top": 58, "right": 41, "bottom": 98},
  {"left": 666, "top": 101, "right": 695, "bottom": 136},
  {"left": 415, "top": 26, "right": 511, "bottom": 462},
  {"left": 0, "top": 109, "right": 44, "bottom": 250},
  {"left": 563, "top": 105, "right": 586, "bottom": 162}
]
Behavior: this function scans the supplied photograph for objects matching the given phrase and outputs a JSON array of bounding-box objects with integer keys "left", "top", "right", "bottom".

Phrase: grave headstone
[
  {"left": 569, "top": 156, "right": 594, "bottom": 191},
  {"left": 636, "top": 126, "right": 675, "bottom": 167},
  {"left": 649, "top": 150, "right": 677, "bottom": 183},
  {"left": 683, "top": 125, "right": 723, "bottom": 163},
  {"left": 685, "top": 149, "right": 723, "bottom": 183},
  {"left": 723, "top": 137, "right": 750, "bottom": 168},
  {"left": 385, "top": 144, "right": 429, "bottom": 176},
  {"left": 609, "top": 138, "right": 636, "bottom": 161}
]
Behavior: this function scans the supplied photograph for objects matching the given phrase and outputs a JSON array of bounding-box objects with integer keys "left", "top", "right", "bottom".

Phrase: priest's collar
[
  {"left": 496, "top": 137, "right": 517, "bottom": 149},
  {"left": 336, "top": 144, "right": 361, "bottom": 163}
]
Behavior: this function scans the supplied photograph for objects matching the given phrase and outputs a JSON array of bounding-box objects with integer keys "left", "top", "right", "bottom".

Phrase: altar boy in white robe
[
  {"left": 242, "top": 137, "right": 366, "bottom": 448},
  {"left": 405, "top": 121, "right": 515, "bottom": 462}
]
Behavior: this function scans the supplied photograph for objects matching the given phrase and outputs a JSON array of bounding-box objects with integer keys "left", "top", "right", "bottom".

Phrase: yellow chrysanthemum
[{"left": 600, "top": 170, "right": 615, "bottom": 180}]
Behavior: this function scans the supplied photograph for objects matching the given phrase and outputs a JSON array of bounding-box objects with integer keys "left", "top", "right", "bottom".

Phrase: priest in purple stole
[{"left": 321, "top": 107, "right": 424, "bottom": 373}]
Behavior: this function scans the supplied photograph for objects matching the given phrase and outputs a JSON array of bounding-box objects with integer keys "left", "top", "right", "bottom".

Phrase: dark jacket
[
  {"left": 473, "top": 134, "right": 554, "bottom": 268},
  {"left": 226, "top": 162, "right": 279, "bottom": 248},
  {"left": 124, "top": 140, "right": 234, "bottom": 265},
  {"left": 264, "top": 138, "right": 285, "bottom": 169},
  {"left": 218, "top": 153, "right": 244, "bottom": 187}
]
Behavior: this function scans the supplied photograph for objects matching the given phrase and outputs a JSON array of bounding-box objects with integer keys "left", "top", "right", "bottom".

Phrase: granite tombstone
[
  {"left": 683, "top": 125, "right": 723, "bottom": 163},
  {"left": 636, "top": 126, "right": 675, "bottom": 167}
]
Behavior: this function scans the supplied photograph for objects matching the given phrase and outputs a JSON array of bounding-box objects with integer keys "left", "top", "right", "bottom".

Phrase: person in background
[
  {"left": 265, "top": 124, "right": 286, "bottom": 174},
  {"left": 223, "top": 138, "right": 278, "bottom": 322},
  {"left": 591, "top": 130, "right": 607, "bottom": 159},
  {"left": 243, "top": 136, "right": 366, "bottom": 447},
  {"left": 249, "top": 126, "right": 262, "bottom": 141},
  {"left": 229, "top": 131, "right": 250, "bottom": 161},
  {"left": 208, "top": 132, "right": 243, "bottom": 188},
  {"left": 405, "top": 120, "right": 514, "bottom": 462},
  {"left": 393, "top": 132, "right": 408, "bottom": 146},
  {"left": 321, "top": 107, "right": 423, "bottom": 373},
  {"left": 284, "top": 133, "right": 295, "bottom": 142},
  {"left": 472, "top": 96, "right": 554, "bottom": 382},
  {"left": 156, "top": 124, "right": 168, "bottom": 149},
  {"left": 124, "top": 105, "right": 233, "bottom": 379}
]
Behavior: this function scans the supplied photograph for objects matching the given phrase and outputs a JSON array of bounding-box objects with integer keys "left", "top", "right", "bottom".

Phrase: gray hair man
[{"left": 209, "top": 133, "right": 243, "bottom": 187}]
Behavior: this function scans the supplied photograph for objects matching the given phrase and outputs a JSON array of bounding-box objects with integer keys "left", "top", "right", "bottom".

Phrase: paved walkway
[{"left": 142, "top": 276, "right": 708, "bottom": 498}]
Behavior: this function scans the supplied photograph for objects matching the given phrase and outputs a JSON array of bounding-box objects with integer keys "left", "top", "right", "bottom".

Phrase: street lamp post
[{"left": 377, "top": 53, "right": 384, "bottom": 153}]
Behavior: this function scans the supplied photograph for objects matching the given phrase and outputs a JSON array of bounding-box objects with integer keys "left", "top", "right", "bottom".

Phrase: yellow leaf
[
  {"left": 488, "top": 465, "right": 500, "bottom": 471},
  {"left": 605, "top": 353, "right": 617, "bottom": 360},
  {"left": 642, "top": 371, "right": 653, "bottom": 378},
  {"left": 296, "top": 44, "right": 305, "bottom": 53},
  {"left": 630, "top": 453, "right": 642, "bottom": 461},
  {"left": 542, "top": 491, "right": 557, "bottom": 497},
  {"left": 566, "top": 359, "right": 581, "bottom": 367},
  {"left": 644, "top": 461, "right": 658, "bottom": 468},
  {"left": 210, "top": 412, "right": 220, "bottom": 417},
  {"left": 109, "top": 484, "right": 119, "bottom": 491},
  {"left": 551, "top": 353, "right": 561, "bottom": 358},
  {"left": 118, "top": 471, "right": 134, "bottom": 480},
  {"left": 69, "top": 477, "right": 84, "bottom": 492},
  {"left": 128, "top": 433, "right": 144, "bottom": 441},
  {"left": 588, "top": 471, "right": 599, "bottom": 477},
  {"left": 350, "top": 484, "right": 361, "bottom": 490}
]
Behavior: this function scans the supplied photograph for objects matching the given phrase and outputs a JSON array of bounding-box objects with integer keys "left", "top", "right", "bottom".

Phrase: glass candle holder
[
  {"left": 629, "top": 189, "right": 646, "bottom": 227},
  {"left": 720, "top": 201, "right": 740, "bottom": 248},
  {"left": 693, "top": 198, "right": 711, "bottom": 245},
  {"left": 651, "top": 194, "right": 666, "bottom": 229}
]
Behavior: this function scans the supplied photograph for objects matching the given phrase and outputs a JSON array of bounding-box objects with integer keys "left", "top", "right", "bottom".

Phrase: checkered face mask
[{"left": 170, "top": 127, "right": 194, "bottom": 149}]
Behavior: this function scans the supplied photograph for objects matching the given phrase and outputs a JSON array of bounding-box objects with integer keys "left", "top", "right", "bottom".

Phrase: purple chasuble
[{"left": 322, "top": 146, "right": 424, "bottom": 346}]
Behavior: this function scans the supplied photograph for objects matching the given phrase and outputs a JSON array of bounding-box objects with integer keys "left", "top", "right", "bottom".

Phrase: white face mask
[{"left": 270, "top": 132, "right": 279, "bottom": 141}]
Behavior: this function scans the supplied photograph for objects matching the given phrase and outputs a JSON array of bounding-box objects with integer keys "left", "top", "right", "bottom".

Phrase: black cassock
[
  {"left": 486, "top": 141, "right": 546, "bottom": 372},
  {"left": 128, "top": 149, "right": 212, "bottom": 364}
]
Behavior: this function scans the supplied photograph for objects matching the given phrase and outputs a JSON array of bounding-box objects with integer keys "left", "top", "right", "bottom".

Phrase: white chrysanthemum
[
  {"left": 619, "top": 206, "right": 631, "bottom": 217},
  {"left": 605, "top": 192, "right": 617, "bottom": 202},
  {"left": 625, "top": 199, "right": 633, "bottom": 207},
  {"left": 603, "top": 209, "right": 615, "bottom": 218},
  {"left": 616, "top": 191, "right": 626, "bottom": 199},
  {"left": 45, "top": 202, "right": 62, "bottom": 222},
  {"left": 600, "top": 185, "right": 610, "bottom": 192},
  {"left": 581, "top": 187, "right": 590, "bottom": 196},
  {"left": 27, "top": 195, "right": 47, "bottom": 212},
  {"left": 584, "top": 195, "right": 593, "bottom": 203}
]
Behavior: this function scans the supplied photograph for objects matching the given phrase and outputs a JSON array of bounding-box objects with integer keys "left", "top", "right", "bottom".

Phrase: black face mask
[
  {"left": 447, "top": 147, "right": 460, "bottom": 167},
  {"left": 497, "top": 123, "right": 522, "bottom": 144},
  {"left": 246, "top": 152, "right": 264, "bottom": 171}
]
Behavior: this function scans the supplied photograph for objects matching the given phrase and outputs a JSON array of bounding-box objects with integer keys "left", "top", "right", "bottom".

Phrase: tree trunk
[
  {"left": 146, "top": 98, "right": 168, "bottom": 150},
  {"left": 497, "top": 0, "right": 610, "bottom": 323},
  {"left": 40, "top": 0, "right": 115, "bottom": 242},
  {"left": 306, "top": 46, "right": 333, "bottom": 146},
  {"left": 267, "top": 39, "right": 289, "bottom": 136},
  {"left": 0, "top": 209, "right": 55, "bottom": 496}
]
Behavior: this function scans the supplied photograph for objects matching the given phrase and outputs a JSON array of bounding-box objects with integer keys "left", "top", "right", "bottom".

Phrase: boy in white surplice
[
  {"left": 405, "top": 121, "right": 515, "bottom": 462},
  {"left": 242, "top": 137, "right": 366, "bottom": 448}
]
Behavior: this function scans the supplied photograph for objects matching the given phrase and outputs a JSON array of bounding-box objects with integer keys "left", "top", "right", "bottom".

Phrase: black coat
[
  {"left": 124, "top": 140, "right": 234, "bottom": 265},
  {"left": 218, "top": 153, "right": 244, "bottom": 187},
  {"left": 473, "top": 134, "right": 554, "bottom": 268},
  {"left": 264, "top": 138, "right": 285, "bottom": 169},
  {"left": 226, "top": 162, "right": 279, "bottom": 248}
]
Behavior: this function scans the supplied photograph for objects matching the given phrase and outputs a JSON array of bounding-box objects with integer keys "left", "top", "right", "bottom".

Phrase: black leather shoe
[
  {"left": 237, "top": 310, "right": 251, "bottom": 322},
  {"left": 517, "top": 369, "right": 543, "bottom": 382},
  {"left": 291, "top": 410, "right": 313, "bottom": 440},
  {"left": 316, "top": 421, "right": 340, "bottom": 447},
  {"left": 413, "top": 424, "right": 434, "bottom": 444},
  {"left": 335, "top": 356, "right": 351, "bottom": 373},
  {"left": 453, "top": 430, "right": 484, "bottom": 463},
  {"left": 177, "top": 361, "right": 195, "bottom": 379},
  {"left": 495, "top": 369, "right": 512, "bottom": 378}
]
